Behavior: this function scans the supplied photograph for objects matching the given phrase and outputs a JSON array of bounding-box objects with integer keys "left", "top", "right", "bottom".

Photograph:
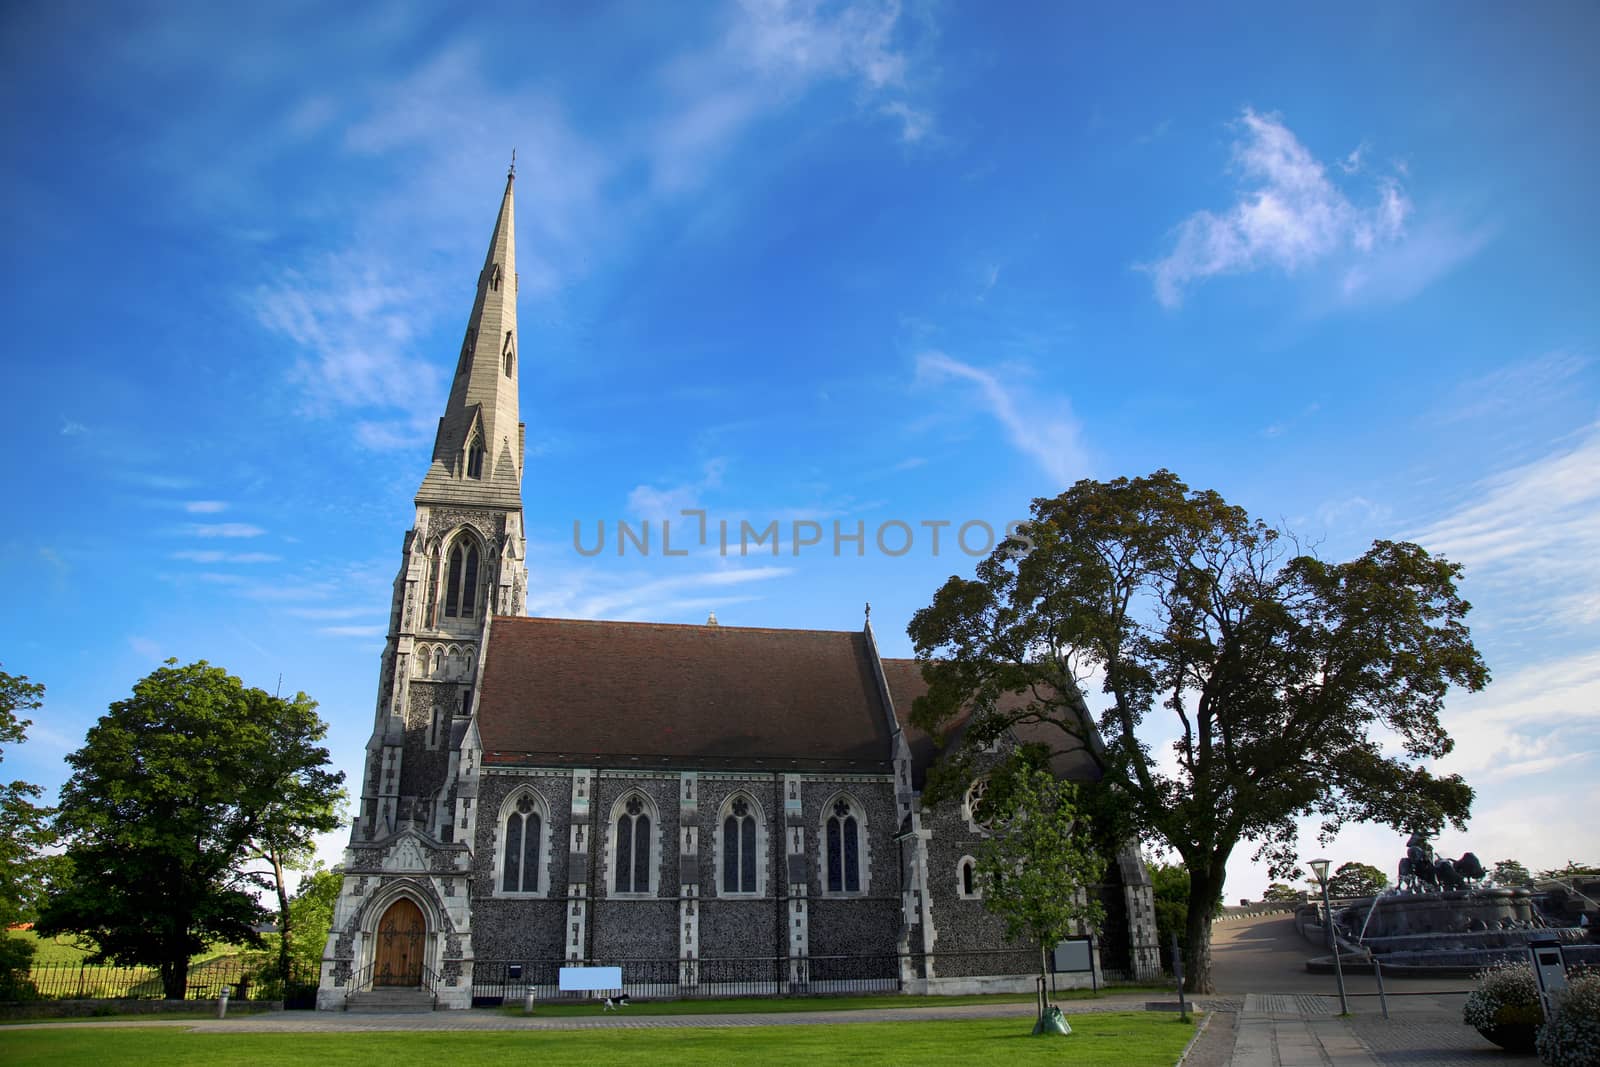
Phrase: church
[{"left": 315, "top": 167, "right": 1160, "bottom": 1010}]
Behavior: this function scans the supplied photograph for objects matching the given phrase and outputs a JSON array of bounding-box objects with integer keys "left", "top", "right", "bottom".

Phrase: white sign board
[{"left": 559, "top": 966, "right": 623, "bottom": 992}]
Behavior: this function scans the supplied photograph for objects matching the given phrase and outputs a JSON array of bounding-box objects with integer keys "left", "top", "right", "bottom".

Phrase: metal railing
[
  {"left": 22, "top": 959, "right": 318, "bottom": 1005},
  {"left": 471, "top": 948, "right": 1157, "bottom": 1005}
]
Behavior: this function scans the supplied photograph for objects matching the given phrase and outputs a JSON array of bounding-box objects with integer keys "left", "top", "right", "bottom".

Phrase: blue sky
[{"left": 2, "top": 1, "right": 1596, "bottom": 898}]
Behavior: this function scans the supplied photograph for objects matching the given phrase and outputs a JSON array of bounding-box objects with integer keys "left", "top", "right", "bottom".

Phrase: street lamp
[{"left": 1308, "top": 858, "right": 1350, "bottom": 1015}]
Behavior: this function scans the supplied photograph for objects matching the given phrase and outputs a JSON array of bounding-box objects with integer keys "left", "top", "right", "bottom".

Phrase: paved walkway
[{"left": 1206, "top": 916, "right": 1526, "bottom": 1066}]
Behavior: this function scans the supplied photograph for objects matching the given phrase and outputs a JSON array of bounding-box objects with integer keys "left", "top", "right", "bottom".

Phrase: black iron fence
[
  {"left": 22, "top": 959, "right": 320, "bottom": 1007},
  {"left": 471, "top": 948, "right": 1155, "bottom": 1005}
]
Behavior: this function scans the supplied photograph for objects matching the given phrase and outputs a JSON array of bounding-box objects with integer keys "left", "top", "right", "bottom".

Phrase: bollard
[
  {"left": 217, "top": 986, "right": 230, "bottom": 1019},
  {"left": 524, "top": 990, "right": 536, "bottom": 1015},
  {"left": 1373, "top": 958, "right": 1389, "bottom": 1020}
]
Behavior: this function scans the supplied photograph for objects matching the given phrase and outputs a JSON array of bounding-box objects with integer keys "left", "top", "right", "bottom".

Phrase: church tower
[{"left": 318, "top": 166, "right": 526, "bottom": 1010}]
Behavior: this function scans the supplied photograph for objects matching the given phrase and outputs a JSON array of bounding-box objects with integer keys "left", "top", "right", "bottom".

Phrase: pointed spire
[{"left": 416, "top": 171, "right": 524, "bottom": 509}]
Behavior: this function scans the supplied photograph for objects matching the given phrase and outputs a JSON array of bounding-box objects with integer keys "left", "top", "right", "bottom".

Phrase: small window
[
  {"left": 959, "top": 856, "right": 980, "bottom": 899},
  {"left": 503, "top": 331, "right": 515, "bottom": 377},
  {"left": 614, "top": 795, "right": 653, "bottom": 894},
  {"left": 825, "top": 798, "right": 861, "bottom": 894},
  {"left": 501, "top": 794, "right": 541, "bottom": 893},
  {"left": 722, "top": 796, "right": 758, "bottom": 894},
  {"left": 466, "top": 437, "right": 485, "bottom": 479}
]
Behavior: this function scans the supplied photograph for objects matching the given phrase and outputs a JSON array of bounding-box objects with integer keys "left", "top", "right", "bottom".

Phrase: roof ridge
[{"left": 492, "top": 614, "right": 863, "bottom": 637}]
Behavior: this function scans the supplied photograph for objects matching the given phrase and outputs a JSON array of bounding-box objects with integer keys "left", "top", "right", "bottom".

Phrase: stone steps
[{"left": 346, "top": 988, "right": 436, "bottom": 1013}]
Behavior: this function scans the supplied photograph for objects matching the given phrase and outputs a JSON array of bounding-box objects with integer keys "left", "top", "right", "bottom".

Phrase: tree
[
  {"left": 1326, "top": 861, "right": 1388, "bottom": 898},
  {"left": 1492, "top": 860, "right": 1532, "bottom": 886},
  {"left": 1148, "top": 861, "right": 1191, "bottom": 971},
  {"left": 37, "top": 660, "right": 345, "bottom": 1000},
  {"left": 1262, "top": 883, "right": 1302, "bottom": 903},
  {"left": 281, "top": 866, "right": 343, "bottom": 977},
  {"left": 908, "top": 471, "right": 1488, "bottom": 992},
  {"left": 971, "top": 766, "right": 1103, "bottom": 1028},
  {"left": 0, "top": 667, "right": 55, "bottom": 931}
]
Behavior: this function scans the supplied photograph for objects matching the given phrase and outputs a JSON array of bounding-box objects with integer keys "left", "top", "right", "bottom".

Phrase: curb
[{"left": 1175, "top": 1009, "right": 1214, "bottom": 1066}]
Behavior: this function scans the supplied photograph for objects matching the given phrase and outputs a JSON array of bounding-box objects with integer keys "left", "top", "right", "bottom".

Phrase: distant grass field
[
  {"left": 8, "top": 932, "right": 264, "bottom": 999},
  {"left": 8, "top": 931, "right": 244, "bottom": 968},
  {"left": 0, "top": 1013, "right": 1197, "bottom": 1066}
]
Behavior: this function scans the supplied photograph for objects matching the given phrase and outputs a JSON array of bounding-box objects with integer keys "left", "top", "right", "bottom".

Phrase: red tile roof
[
  {"left": 878, "top": 657, "right": 1101, "bottom": 787},
  {"left": 476, "top": 616, "right": 894, "bottom": 772}
]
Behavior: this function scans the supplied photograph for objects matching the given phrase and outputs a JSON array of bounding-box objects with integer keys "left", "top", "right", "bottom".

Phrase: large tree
[
  {"left": 37, "top": 660, "right": 344, "bottom": 999},
  {"left": 908, "top": 471, "right": 1488, "bottom": 991},
  {"left": 0, "top": 667, "right": 55, "bottom": 931}
]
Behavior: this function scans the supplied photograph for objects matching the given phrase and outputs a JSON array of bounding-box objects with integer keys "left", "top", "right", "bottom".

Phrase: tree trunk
[
  {"left": 272, "top": 849, "right": 292, "bottom": 984},
  {"left": 160, "top": 955, "right": 187, "bottom": 1001},
  {"left": 1183, "top": 868, "right": 1220, "bottom": 994}
]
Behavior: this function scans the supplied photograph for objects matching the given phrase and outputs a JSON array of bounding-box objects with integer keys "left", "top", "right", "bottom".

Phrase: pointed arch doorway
[{"left": 374, "top": 898, "right": 426, "bottom": 987}]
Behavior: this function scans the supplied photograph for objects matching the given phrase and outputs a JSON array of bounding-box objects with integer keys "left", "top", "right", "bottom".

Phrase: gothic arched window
[
  {"left": 958, "top": 856, "right": 980, "bottom": 899},
  {"left": 825, "top": 797, "right": 862, "bottom": 895},
  {"left": 501, "top": 793, "right": 542, "bottom": 893},
  {"left": 722, "top": 796, "right": 758, "bottom": 895},
  {"left": 613, "top": 794, "right": 653, "bottom": 895},
  {"left": 503, "top": 331, "right": 515, "bottom": 378},
  {"left": 444, "top": 540, "right": 479, "bottom": 619},
  {"left": 466, "top": 435, "right": 485, "bottom": 480}
]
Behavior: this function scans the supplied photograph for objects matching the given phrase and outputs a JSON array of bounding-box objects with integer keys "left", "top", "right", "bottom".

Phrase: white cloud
[
  {"left": 128, "top": 636, "right": 163, "bottom": 659},
  {"left": 171, "top": 550, "right": 280, "bottom": 563},
  {"left": 1411, "top": 423, "right": 1600, "bottom": 628},
  {"left": 184, "top": 500, "right": 228, "bottom": 513},
  {"left": 319, "top": 625, "right": 387, "bottom": 638},
  {"left": 1144, "top": 109, "right": 1424, "bottom": 307},
  {"left": 527, "top": 563, "right": 791, "bottom": 622},
  {"left": 59, "top": 419, "right": 88, "bottom": 436},
  {"left": 187, "top": 523, "right": 267, "bottom": 538},
  {"left": 915, "top": 351, "right": 1089, "bottom": 489},
  {"left": 627, "top": 459, "right": 729, "bottom": 521}
]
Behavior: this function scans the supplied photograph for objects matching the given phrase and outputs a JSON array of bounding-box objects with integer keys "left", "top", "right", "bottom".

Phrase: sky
[{"left": 1, "top": 0, "right": 1597, "bottom": 901}]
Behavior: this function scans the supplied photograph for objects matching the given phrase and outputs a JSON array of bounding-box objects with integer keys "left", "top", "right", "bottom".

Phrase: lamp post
[{"left": 1309, "top": 858, "right": 1350, "bottom": 1015}]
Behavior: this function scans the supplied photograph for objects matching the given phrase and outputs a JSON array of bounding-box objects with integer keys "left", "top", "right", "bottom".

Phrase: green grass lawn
[
  {"left": 495, "top": 985, "right": 1169, "bottom": 1017},
  {"left": 0, "top": 1013, "right": 1196, "bottom": 1066}
]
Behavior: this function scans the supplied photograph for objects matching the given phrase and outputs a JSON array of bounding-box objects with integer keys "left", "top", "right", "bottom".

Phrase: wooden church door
[{"left": 374, "top": 898, "right": 426, "bottom": 987}]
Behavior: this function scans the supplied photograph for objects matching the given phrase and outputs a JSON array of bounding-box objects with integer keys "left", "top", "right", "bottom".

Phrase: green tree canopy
[
  {"left": 1326, "top": 861, "right": 1388, "bottom": 898},
  {"left": 1262, "top": 883, "right": 1302, "bottom": 903},
  {"left": 1492, "top": 859, "right": 1532, "bottom": 886},
  {"left": 37, "top": 660, "right": 344, "bottom": 1000},
  {"left": 971, "top": 766, "right": 1104, "bottom": 1019},
  {"left": 908, "top": 471, "right": 1488, "bottom": 991},
  {"left": 0, "top": 667, "right": 55, "bottom": 932}
]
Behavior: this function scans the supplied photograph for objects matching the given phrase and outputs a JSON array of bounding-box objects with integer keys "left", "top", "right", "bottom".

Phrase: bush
[
  {"left": 1538, "top": 970, "right": 1600, "bottom": 1067},
  {"left": 0, "top": 935, "right": 39, "bottom": 1001},
  {"left": 1463, "top": 961, "right": 1543, "bottom": 1030}
]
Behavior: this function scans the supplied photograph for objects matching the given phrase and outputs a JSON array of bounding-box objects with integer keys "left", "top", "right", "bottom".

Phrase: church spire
[{"left": 416, "top": 169, "right": 524, "bottom": 508}]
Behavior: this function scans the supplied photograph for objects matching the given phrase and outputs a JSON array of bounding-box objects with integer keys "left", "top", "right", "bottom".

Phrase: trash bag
[{"left": 1031, "top": 1005, "right": 1072, "bottom": 1036}]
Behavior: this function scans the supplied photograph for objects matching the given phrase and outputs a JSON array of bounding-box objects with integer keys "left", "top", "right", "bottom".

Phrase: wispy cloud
[
  {"left": 284, "top": 606, "right": 376, "bottom": 620},
  {"left": 627, "top": 459, "right": 729, "bottom": 520},
  {"left": 59, "top": 418, "right": 88, "bottom": 436},
  {"left": 1143, "top": 109, "right": 1440, "bottom": 307},
  {"left": 184, "top": 500, "right": 229, "bottom": 513},
  {"left": 128, "top": 636, "right": 163, "bottom": 659},
  {"left": 1411, "top": 423, "right": 1600, "bottom": 628},
  {"left": 318, "top": 624, "right": 387, "bottom": 638},
  {"left": 1431, "top": 351, "right": 1590, "bottom": 425},
  {"left": 171, "top": 550, "right": 280, "bottom": 564},
  {"left": 915, "top": 351, "right": 1089, "bottom": 489},
  {"left": 528, "top": 563, "right": 791, "bottom": 622},
  {"left": 187, "top": 523, "right": 267, "bottom": 538}
]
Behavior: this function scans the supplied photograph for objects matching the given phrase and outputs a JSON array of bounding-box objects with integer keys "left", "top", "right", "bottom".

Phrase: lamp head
[{"left": 1309, "top": 858, "right": 1331, "bottom": 884}]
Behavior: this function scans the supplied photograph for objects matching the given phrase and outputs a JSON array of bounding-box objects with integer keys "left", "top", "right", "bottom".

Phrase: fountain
[{"left": 1300, "top": 833, "right": 1599, "bottom": 976}]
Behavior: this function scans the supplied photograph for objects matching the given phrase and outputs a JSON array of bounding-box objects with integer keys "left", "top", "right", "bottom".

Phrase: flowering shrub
[
  {"left": 1463, "top": 961, "right": 1543, "bottom": 1030},
  {"left": 1538, "top": 970, "right": 1600, "bottom": 1067}
]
